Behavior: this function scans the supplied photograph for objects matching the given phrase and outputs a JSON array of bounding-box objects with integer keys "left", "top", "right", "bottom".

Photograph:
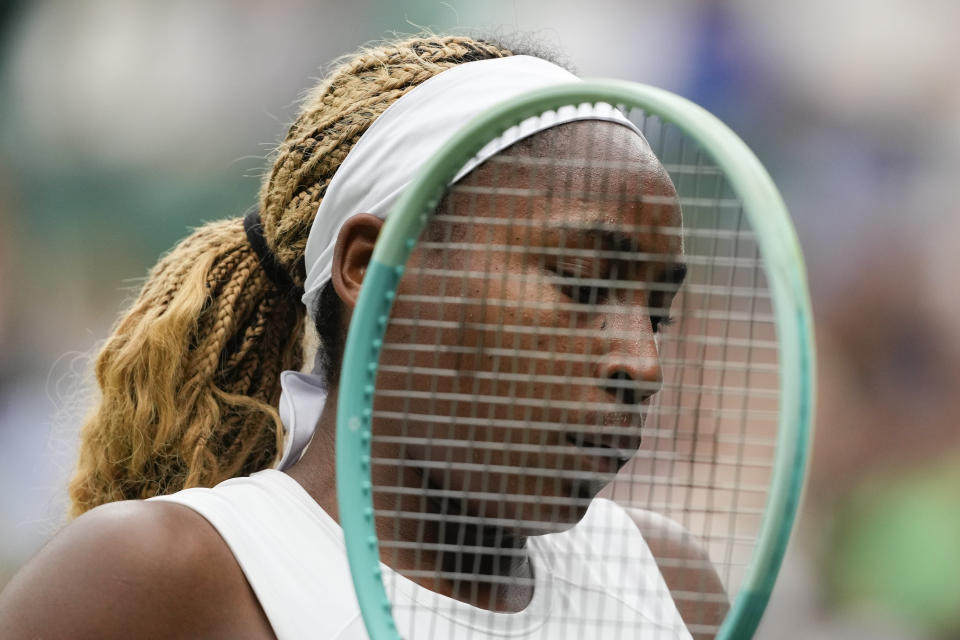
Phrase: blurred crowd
[{"left": 1, "top": 1, "right": 958, "bottom": 638}]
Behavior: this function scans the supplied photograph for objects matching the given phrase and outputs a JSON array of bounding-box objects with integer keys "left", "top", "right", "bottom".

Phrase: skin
[
  {"left": 0, "top": 121, "right": 727, "bottom": 639},
  {"left": 294, "top": 121, "right": 727, "bottom": 631}
]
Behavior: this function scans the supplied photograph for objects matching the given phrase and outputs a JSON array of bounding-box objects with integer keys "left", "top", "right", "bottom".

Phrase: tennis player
[{"left": 0, "top": 36, "right": 726, "bottom": 639}]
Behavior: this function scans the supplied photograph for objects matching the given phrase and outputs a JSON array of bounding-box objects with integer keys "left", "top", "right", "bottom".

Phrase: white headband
[{"left": 276, "top": 55, "right": 643, "bottom": 469}]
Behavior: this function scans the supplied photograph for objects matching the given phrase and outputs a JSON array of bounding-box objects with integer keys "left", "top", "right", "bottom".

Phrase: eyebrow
[{"left": 585, "top": 228, "right": 636, "bottom": 255}]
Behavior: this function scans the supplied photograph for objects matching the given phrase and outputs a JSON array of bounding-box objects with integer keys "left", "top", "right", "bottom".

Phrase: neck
[{"left": 286, "top": 390, "right": 535, "bottom": 612}]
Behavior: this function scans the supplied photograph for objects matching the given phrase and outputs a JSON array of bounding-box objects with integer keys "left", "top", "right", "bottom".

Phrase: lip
[
  {"left": 574, "top": 405, "right": 645, "bottom": 428},
  {"left": 564, "top": 433, "right": 632, "bottom": 475},
  {"left": 576, "top": 408, "right": 644, "bottom": 442}
]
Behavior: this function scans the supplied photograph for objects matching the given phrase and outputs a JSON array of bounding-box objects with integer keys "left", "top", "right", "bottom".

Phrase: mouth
[{"left": 564, "top": 433, "right": 635, "bottom": 474}]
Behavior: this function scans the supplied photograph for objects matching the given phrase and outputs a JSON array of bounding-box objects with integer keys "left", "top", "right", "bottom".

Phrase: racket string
[{"left": 369, "top": 109, "right": 778, "bottom": 636}]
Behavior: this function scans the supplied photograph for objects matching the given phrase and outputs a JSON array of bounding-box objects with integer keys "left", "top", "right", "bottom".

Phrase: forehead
[{"left": 451, "top": 120, "right": 683, "bottom": 254}]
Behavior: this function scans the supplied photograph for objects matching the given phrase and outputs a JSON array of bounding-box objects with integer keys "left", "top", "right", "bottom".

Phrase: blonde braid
[
  {"left": 259, "top": 36, "right": 512, "bottom": 271},
  {"left": 68, "top": 35, "right": 514, "bottom": 517}
]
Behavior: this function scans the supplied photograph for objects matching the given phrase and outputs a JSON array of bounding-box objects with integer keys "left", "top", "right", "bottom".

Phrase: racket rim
[{"left": 336, "top": 79, "right": 816, "bottom": 640}]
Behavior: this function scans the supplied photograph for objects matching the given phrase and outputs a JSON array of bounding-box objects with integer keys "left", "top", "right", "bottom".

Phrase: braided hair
[{"left": 67, "top": 36, "right": 515, "bottom": 518}]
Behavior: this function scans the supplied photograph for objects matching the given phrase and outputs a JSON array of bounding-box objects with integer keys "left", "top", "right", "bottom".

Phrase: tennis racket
[{"left": 336, "top": 81, "right": 814, "bottom": 639}]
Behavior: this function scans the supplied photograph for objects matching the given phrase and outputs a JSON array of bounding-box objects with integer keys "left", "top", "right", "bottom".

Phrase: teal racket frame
[{"left": 336, "top": 81, "right": 815, "bottom": 640}]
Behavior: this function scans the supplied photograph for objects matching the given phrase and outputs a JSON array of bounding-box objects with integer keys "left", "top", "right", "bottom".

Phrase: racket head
[{"left": 336, "top": 81, "right": 815, "bottom": 640}]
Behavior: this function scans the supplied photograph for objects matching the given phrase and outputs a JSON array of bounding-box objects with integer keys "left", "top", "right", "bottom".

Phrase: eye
[
  {"left": 651, "top": 314, "right": 675, "bottom": 333},
  {"left": 648, "top": 287, "right": 676, "bottom": 333},
  {"left": 555, "top": 270, "right": 609, "bottom": 305}
]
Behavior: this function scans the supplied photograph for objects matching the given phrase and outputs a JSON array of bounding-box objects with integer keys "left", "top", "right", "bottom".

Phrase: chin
[{"left": 510, "top": 478, "right": 608, "bottom": 537}]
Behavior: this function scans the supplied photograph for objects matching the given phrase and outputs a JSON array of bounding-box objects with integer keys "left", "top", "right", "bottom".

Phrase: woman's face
[{"left": 371, "top": 120, "right": 684, "bottom": 533}]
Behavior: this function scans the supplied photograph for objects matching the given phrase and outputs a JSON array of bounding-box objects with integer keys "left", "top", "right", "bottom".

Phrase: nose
[{"left": 593, "top": 309, "right": 663, "bottom": 405}]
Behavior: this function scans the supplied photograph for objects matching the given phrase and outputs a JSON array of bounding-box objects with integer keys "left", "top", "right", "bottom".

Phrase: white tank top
[{"left": 152, "top": 470, "right": 691, "bottom": 640}]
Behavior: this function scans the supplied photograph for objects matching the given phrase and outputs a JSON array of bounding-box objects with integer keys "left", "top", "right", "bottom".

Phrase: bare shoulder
[
  {"left": 0, "top": 499, "right": 273, "bottom": 640},
  {"left": 626, "top": 508, "right": 729, "bottom": 640}
]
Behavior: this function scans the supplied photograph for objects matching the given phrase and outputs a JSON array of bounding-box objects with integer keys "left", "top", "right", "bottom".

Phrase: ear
[{"left": 331, "top": 213, "right": 383, "bottom": 310}]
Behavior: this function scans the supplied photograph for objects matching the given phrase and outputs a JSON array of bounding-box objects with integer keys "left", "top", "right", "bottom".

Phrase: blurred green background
[{"left": 1, "top": 1, "right": 958, "bottom": 638}]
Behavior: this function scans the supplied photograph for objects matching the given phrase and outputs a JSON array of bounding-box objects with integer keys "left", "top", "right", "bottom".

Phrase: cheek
[
  {"left": 377, "top": 243, "right": 596, "bottom": 404},
  {"left": 472, "top": 260, "right": 591, "bottom": 384}
]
